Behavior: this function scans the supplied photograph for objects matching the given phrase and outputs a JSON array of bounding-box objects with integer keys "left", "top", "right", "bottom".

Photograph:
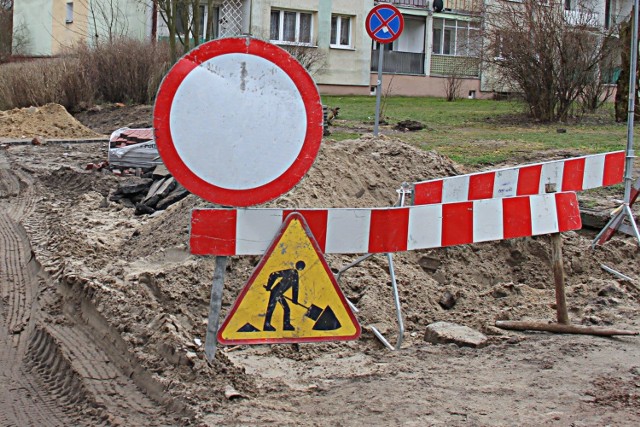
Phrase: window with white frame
[
  {"left": 432, "top": 18, "right": 480, "bottom": 57},
  {"left": 270, "top": 9, "right": 313, "bottom": 45},
  {"left": 66, "top": 2, "right": 74, "bottom": 24},
  {"left": 331, "top": 15, "right": 352, "bottom": 48}
]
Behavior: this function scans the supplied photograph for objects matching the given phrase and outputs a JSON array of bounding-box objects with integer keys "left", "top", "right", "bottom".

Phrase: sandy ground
[{"left": 0, "top": 104, "right": 639, "bottom": 426}]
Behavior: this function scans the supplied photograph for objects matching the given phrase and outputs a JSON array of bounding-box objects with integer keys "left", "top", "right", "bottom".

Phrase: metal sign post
[
  {"left": 593, "top": 1, "right": 640, "bottom": 247},
  {"left": 374, "top": 44, "right": 384, "bottom": 137},
  {"left": 366, "top": 4, "right": 404, "bottom": 137}
]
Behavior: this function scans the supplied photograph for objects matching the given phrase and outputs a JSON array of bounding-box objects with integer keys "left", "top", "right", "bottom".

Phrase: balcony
[
  {"left": 371, "top": 50, "right": 425, "bottom": 75},
  {"left": 376, "top": 0, "right": 482, "bottom": 12}
]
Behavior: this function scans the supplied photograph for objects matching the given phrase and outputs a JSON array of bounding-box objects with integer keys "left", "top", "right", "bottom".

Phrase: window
[
  {"left": 432, "top": 18, "right": 479, "bottom": 57},
  {"left": 66, "top": 2, "right": 73, "bottom": 24},
  {"left": 331, "top": 15, "right": 352, "bottom": 48},
  {"left": 270, "top": 9, "right": 313, "bottom": 45}
]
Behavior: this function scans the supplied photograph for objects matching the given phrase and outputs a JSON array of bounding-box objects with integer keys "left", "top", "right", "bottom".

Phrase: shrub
[
  {"left": 0, "top": 38, "right": 171, "bottom": 111},
  {"left": 79, "top": 38, "right": 171, "bottom": 105},
  {"left": 0, "top": 57, "right": 94, "bottom": 111}
]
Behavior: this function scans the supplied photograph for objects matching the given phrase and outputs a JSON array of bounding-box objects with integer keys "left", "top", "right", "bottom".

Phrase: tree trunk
[{"left": 615, "top": 9, "right": 640, "bottom": 122}]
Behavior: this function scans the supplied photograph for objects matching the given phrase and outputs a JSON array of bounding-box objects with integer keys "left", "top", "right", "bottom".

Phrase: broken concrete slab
[
  {"left": 156, "top": 185, "right": 189, "bottom": 210},
  {"left": 424, "top": 321, "right": 488, "bottom": 348},
  {"left": 118, "top": 177, "right": 153, "bottom": 195},
  {"left": 155, "top": 177, "right": 176, "bottom": 199},
  {"left": 152, "top": 164, "right": 171, "bottom": 178},
  {"left": 144, "top": 177, "right": 166, "bottom": 201}
]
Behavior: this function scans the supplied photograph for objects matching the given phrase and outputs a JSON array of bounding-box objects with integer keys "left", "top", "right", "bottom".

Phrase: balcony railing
[
  {"left": 430, "top": 55, "right": 480, "bottom": 77},
  {"left": 371, "top": 50, "right": 425, "bottom": 75},
  {"left": 376, "top": 0, "right": 428, "bottom": 8},
  {"left": 564, "top": 9, "right": 599, "bottom": 27},
  {"left": 376, "top": 0, "right": 481, "bottom": 12}
]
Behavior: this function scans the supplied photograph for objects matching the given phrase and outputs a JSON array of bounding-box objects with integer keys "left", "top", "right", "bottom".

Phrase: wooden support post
[
  {"left": 550, "top": 232, "right": 570, "bottom": 325},
  {"left": 495, "top": 321, "right": 638, "bottom": 337},
  {"left": 546, "top": 183, "right": 570, "bottom": 325}
]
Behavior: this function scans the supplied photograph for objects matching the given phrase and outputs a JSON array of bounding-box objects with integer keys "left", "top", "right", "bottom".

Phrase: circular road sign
[
  {"left": 153, "top": 37, "right": 324, "bottom": 207},
  {"left": 366, "top": 4, "right": 404, "bottom": 44}
]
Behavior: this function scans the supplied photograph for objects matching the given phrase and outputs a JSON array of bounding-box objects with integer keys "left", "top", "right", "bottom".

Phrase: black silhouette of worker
[{"left": 263, "top": 260, "right": 305, "bottom": 331}]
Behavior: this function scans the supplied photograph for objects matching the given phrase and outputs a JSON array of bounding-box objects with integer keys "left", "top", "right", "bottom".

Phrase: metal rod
[
  {"left": 204, "top": 256, "right": 228, "bottom": 363},
  {"left": 374, "top": 43, "right": 384, "bottom": 137},
  {"left": 601, "top": 264, "right": 636, "bottom": 282},
  {"left": 336, "top": 253, "right": 376, "bottom": 283},
  {"left": 625, "top": 0, "right": 640, "bottom": 205}
]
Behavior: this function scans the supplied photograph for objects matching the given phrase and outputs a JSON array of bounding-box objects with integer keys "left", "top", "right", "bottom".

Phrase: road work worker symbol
[{"left": 217, "top": 212, "right": 361, "bottom": 345}]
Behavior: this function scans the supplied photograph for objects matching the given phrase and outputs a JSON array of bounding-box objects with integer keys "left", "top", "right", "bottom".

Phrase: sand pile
[{"left": 0, "top": 103, "right": 104, "bottom": 139}]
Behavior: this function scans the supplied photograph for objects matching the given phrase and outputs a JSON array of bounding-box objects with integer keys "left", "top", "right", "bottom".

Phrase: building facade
[{"left": 11, "top": 0, "right": 633, "bottom": 97}]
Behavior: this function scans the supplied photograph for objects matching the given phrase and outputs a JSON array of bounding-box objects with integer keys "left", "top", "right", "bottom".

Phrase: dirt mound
[
  {"left": 2, "top": 132, "right": 639, "bottom": 425},
  {"left": 0, "top": 103, "right": 104, "bottom": 139}
]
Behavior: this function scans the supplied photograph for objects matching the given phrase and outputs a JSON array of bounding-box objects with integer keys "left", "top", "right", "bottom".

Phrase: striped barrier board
[
  {"left": 412, "top": 151, "right": 625, "bottom": 206},
  {"left": 191, "top": 192, "right": 582, "bottom": 256}
]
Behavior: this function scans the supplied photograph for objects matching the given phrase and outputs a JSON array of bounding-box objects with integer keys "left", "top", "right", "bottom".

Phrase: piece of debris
[
  {"left": 395, "top": 120, "right": 426, "bottom": 131},
  {"left": 424, "top": 321, "right": 488, "bottom": 348},
  {"left": 31, "top": 136, "right": 44, "bottom": 145},
  {"left": 224, "top": 385, "right": 245, "bottom": 400},
  {"left": 108, "top": 127, "right": 162, "bottom": 169},
  {"left": 438, "top": 290, "right": 457, "bottom": 310},
  {"left": 327, "top": 107, "right": 340, "bottom": 125}
]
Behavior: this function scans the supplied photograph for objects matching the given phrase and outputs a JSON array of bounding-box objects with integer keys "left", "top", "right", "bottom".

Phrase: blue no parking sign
[{"left": 366, "top": 4, "right": 404, "bottom": 44}]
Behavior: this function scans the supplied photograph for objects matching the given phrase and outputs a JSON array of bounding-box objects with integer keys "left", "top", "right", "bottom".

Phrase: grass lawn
[{"left": 321, "top": 96, "right": 630, "bottom": 167}]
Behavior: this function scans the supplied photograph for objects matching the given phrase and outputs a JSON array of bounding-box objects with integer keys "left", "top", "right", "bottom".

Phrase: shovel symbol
[{"left": 283, "top": 295, "right": 341, "bottom": 331}]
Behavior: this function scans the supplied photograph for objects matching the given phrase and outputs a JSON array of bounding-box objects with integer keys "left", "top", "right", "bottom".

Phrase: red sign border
[
  {"left": 217, "top": 212, "right": 361, "bottom": 345},
  {"left": 366, "top": 4, "right": 405, "bottom": 44},
  {"left": 153, "top": 38, "right": 323, "bottom": 207}
]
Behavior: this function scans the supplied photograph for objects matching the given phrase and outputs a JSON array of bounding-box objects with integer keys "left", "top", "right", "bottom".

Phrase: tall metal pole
[
  {"left": 374, "top": 43, "right": 384, "bottom": 136},
  {"left": 625, "top": 0, "right": 639, "bottom": 205}
]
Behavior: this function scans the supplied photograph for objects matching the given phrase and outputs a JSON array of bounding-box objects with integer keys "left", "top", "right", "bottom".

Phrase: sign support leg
[
  {"left": 204, "top": 256, "right": 228, "bottom": 363},
  {"left": 374, "top": 43, "right": 384, "bottom": 137}
]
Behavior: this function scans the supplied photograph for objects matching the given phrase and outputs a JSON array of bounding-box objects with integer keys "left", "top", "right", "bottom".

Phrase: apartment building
[
  {"left": 12, "top": 0, "right": 152, "bottom": 56},
  {"left": 12, "top": 0, "right": 633, "bottom": 97}
]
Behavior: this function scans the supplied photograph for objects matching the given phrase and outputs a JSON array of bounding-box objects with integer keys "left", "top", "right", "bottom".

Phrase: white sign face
[
  {"left": 154, "top": 38, "right": 323, "bottom": 207},
  {"left": 169, "top": 53, "right": 307, "bottom": 191}
]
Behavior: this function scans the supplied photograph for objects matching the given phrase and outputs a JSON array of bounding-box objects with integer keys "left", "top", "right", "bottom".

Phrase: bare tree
[
  {"left": 156, "top": 0, "right": 218, "bottom": 61},
  {"left": 483, "top": 0, "right": 618, "bottom": 122},
  {"left": 85, "top": 0, "right": 129, "bottom": 44},
  {"left": 279, "top": 44, "right": 327, "bottom": 76}
]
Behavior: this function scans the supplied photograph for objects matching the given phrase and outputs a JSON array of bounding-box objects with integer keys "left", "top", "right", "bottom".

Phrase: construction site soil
[{"left": 0, "top": 104, "right": 638, "bottom": 426}]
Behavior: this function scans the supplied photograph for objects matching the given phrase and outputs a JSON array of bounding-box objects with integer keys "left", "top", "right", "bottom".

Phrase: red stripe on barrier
[
  {"left": 413, "top": 181, "right": 443, "bottom": 205},
  {"left": 503, "top": 196, "right": 532, "bottom": 239},
  {"left": 190, "top": 209, "right": 237, "bottom": 255},
  {"left": 283, "top": 209, "right": 328, "bottom": 251},
  {"left": 368, "top": 208, "right": 409, "bottom": 252},
  {"left": 555, "top": 192, "right": 582, "bottom": 231},
  {"left": 562, "top": 158, "right": 586, "bottom": 191},
  {"left": 517, "top": 164, "right": 543, "bottom": 196},
  {"left": 469, "top": 172, "right": 495, "bottom": 200},
  {"left": 442, "top": 202, "right": 473, "bottom": 246},
  {"left": 603, "top": 151, "right": 626, "bottom": 186}
]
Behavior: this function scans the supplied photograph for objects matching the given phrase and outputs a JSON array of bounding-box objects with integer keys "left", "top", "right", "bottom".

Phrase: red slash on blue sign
[{"left": 366, "top": 4, "right": 404, "bottom": 44}]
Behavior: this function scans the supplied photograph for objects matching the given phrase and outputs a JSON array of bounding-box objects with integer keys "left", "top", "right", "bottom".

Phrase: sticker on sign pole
[
  {"left": 153, "top": 38, "right": 324, "bottom": 207},
  {"left": 217, "top": 212, "right": 361, "bottom": 345},
  {"left": 366, "top": 4, "right": 405, "bottom": 44}
]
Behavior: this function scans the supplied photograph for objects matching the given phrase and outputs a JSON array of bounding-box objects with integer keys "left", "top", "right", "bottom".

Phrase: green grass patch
[{"left": 321, "top": 95, "right": 630, "bottom": 166}]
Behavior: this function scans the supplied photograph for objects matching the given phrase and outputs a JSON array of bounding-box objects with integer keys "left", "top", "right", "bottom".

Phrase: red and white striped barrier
[
  {"left": 412, "top": 151, "right": 625, "bottom": 205},
  {"left": 191, "top": 192, "right": 582, "bottom": 256}
]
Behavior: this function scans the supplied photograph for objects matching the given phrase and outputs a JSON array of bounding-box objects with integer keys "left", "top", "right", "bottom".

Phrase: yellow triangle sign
[{"left": 218, "top": 212, "right": 361, "bottom": 345}]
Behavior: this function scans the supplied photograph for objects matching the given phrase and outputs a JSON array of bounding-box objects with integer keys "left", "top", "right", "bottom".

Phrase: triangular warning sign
[{"left": 218, "top": 212, "right": 361, "bottom": 345}]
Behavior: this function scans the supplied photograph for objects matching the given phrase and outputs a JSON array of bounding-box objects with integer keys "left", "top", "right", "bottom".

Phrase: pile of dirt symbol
[{"left": 0, "top": 103, "right": 639, "bottom": 426}]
